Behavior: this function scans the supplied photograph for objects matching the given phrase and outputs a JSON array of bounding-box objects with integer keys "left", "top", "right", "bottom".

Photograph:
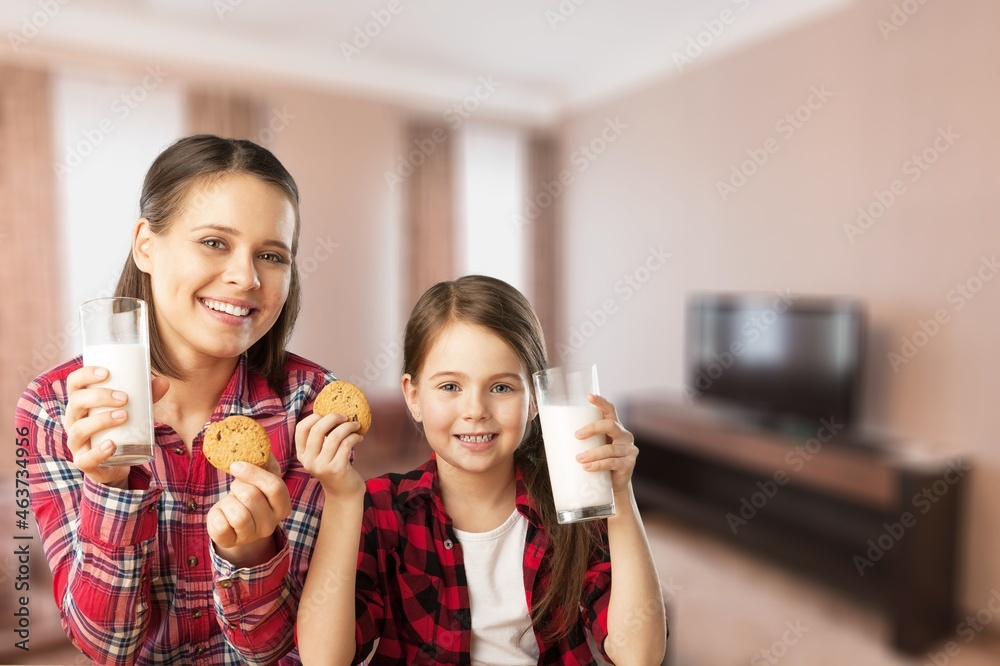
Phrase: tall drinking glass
[
  {"left": 533, "top": 364, "right": 616, "bottom": 523},
  {"left": 79, "top": 297, "right": 155, "bottom": 466}
]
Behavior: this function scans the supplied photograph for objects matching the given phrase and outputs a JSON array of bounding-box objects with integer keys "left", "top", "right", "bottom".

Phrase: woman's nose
[{"left": 225, "top": 253, "right": 260, "bottom": 290}]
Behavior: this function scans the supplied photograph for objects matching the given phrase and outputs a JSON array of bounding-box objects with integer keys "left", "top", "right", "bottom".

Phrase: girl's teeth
[
  {"left": 460, "top": 435, "right": 492, "bottom": 443},
  {"left": 203, "top": 299, "right": 250, "bottom": 317}
]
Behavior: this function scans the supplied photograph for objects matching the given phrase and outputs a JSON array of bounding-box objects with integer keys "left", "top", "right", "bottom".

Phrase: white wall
[{"left": 52, "top": 66, "right": 184, "bottom": 354}]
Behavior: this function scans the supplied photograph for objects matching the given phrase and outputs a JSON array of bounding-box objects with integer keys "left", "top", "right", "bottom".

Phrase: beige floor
[
  {"left": 15, "top": 432, "right": 1000, "bottom": 665},
  {"left": 644, "top": 511, "right": 1000, "bottom": 666}
]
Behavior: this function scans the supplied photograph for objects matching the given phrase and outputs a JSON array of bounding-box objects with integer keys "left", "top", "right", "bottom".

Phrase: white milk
[
  {"left": 82, "top": 342, "right": 154, "bottom": 457},
  {"left": 538, "top": 404, "right": 615, "bottom": 521}
]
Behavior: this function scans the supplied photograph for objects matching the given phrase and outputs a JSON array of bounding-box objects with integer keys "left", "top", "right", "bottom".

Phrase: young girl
[
  {"left": 16, "top": 135, "right": 335, "bottom": 665},
  {"left": 296, "top": 275, "right": 667, "bottom": 665}
]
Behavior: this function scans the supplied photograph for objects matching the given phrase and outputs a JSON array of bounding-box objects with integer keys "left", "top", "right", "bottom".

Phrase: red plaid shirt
[
  {"left": 17, "top": 353, "right": 333, "bottom": 666},
  {"left": 352, "top": 455, "right": 613, "bottom": 665}
]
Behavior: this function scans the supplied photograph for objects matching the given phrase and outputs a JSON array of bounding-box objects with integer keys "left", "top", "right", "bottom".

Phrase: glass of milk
[
  {"left": 532, "top": 364, "right": 615, "bottom": 523},
  {"left": 79, "top": 297, "right": 155, "bottom": 466}
]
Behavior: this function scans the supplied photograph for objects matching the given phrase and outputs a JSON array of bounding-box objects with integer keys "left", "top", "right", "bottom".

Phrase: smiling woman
[
  {"left": 16, "top": 135, "right": 338, "bottom": 666},
  {"left": 131, "top": 173, "right": 296, "bottom": 380},
  {"left": 116, "top": 137, "right": 303, "bottom": 392}
]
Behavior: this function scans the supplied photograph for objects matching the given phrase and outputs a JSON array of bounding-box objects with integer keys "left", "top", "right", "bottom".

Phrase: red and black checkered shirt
[{"left": 352, "top": 455, "right": 613, "bottom": 665}]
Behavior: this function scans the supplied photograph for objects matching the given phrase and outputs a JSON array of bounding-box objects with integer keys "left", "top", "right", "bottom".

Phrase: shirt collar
[
  {"left": 215, "top": 353, "right": 284, "bottom": 419},
  {"left": 396, "top": 454, "right": 543, "bottom": 527}
]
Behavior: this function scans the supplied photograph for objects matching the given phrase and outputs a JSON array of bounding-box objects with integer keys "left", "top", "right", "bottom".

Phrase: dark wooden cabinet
[{"left": 624, "top": 397, "right": 967, "bottom": 655}]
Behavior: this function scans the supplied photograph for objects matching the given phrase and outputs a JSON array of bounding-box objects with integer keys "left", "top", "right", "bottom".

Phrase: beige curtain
[
  {"left": 186, "top": 88, "right": 262, "bottom": 139},
  {"left": 1, "top": 64, "right": 60, "bottom": 472},
  {"left": 404, "top": 122, "right": 455, "bottom": 310},
  {"left": 525, "top": 134, "right": 563, "bottom": 360}
]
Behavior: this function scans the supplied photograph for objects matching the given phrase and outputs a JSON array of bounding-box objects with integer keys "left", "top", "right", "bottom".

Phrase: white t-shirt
[{"left": 453, "top": 509, "right": 540, "bottom": 665}]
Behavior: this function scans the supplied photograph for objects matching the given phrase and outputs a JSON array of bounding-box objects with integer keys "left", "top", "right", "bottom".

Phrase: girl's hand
[
  {"left": 295, "top": 413, "right": 366, "bottom": 500},
  {"left": 208, "top": 454, "right": 291, "bottom": 567},
  {"left": 62, "top": 366, "right": 169, "bottom": 490},
  {"left": 575, "top": 394, "right": 638, "bottom": 494}
]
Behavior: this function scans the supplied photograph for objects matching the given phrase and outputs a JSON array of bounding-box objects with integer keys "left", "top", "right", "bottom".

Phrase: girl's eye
[
  {"left": 491, "top": 384, "right": 514, "bottom": 394},
  {"left": 440, "top": 382, "right": 460, "bottom": 392}
]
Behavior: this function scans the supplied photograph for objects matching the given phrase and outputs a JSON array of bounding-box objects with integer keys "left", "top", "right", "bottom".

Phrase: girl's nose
[{"left": 463, "top": 391, "right": 489, "bottom": 420}]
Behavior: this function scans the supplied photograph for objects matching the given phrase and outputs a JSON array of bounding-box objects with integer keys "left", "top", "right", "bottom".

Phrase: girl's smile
[{"left": 455, "top": 432, "right": 498, "bottom": 451}]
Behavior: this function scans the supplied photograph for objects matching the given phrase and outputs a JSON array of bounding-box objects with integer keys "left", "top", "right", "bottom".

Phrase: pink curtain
[
  {"left": 404, "top": 122, "right": 455, "bottom": 309},
  {"left": 186, "top": 88, "right": 262, "bottom": 139},
  {"left": 0, "top": 64, "right": 60, "bottom": 465},
  {"left": 525, "top": 134, "right": 563, "bottom": 359},
  {"left": 0, "top": 62, "right": 72, "bottom": 659}
]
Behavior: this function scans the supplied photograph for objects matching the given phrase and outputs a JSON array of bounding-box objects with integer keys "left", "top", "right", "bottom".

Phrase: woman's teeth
[
  {"left": 202, "top": 299, "right": 251, "bottom": 317},
  {"left": 458, "top": 434, "right": 494, "bottom": 443}
]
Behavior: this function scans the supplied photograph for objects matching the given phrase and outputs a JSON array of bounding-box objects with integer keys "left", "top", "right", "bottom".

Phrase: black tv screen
[{"left": 685, "top": 293, "right": 865, "bottom": 428}]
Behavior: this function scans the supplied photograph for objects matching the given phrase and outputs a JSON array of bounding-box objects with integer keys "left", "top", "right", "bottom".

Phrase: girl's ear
[
  {"left": 132, "top": 218, "right": 154, "bottom": 273},
  {"left": 401, "top": 373, "right": 422, "bottom": 422}
]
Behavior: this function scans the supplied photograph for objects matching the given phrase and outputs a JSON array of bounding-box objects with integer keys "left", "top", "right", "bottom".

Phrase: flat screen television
[{"left": 685, "top": 292, "right": 865, "bottom": 430}]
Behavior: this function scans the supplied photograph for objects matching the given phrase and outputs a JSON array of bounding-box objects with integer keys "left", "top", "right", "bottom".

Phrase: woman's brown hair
[
  {"left": 115, "top": 134, "right": 301, "bottom": 392},
  {"left": 403, "top": 274, "right": 601, "bottom": 641}
]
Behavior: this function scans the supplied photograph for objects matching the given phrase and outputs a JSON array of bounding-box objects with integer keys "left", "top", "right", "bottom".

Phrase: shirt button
[
  {"left": 192, "top": 609, "right": 203, "bottom": 619},
  {"left": 188, "top": 556, "right": 199, "bottom": 567},
  {"left": 443, "top": 539, "right": 453, "bottom": 549},
  {"left": 195, "top": 645, "right": 206, "bottom": 655},
  {"left": 219, "top": 580, "right": 233, "bottom": 589},
  {"left": 146, "top": 504, "right": 156, "bottom": 514},
  {"left": 229, "top": 622, "right": 238, "bottom": 630},
  {"left": 173, "top": 446, "right": 184, "bottom": 455},
  {"left": 187, "top": 500, "right": 198, "bottom": 511}
]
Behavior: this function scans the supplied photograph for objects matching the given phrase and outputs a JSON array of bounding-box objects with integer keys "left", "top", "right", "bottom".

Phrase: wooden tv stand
[{"left": 623, "top": 397, "right": 967, "bottom": 655}]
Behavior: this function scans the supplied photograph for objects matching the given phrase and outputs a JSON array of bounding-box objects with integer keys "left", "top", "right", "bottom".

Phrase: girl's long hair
[{"left": 403, "top": 275, "right": 601, "bottom": 641}]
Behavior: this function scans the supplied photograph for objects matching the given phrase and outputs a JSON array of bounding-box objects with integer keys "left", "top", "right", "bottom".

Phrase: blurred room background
[{"left": 2, "top": 0, "right": 999, "bottom": 664}]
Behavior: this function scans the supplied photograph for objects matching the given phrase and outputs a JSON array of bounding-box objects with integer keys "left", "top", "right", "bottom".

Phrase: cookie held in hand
[
  {"left": 314, "top": 381, "right": 372, "bottom": 435},
  {"left": 202, "top": 415, "right": 272, "bottom": 474}
]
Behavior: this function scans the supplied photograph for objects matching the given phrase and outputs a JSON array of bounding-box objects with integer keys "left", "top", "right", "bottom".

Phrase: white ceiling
[{"left": 1, "top": 0, "right": 851, "bottom": 124}]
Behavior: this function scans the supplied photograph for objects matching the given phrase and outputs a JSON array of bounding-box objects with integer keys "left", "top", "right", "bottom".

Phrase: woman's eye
[
  {"left": 259, "top": 252, "right": 287, "bottom": 264},
  {"left": 202, "top": 238, "right": 225, "bottom": 250}
]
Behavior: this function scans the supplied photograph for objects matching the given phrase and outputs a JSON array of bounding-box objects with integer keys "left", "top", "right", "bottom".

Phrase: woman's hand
[
  {"left": 295, "top": 413, "right": 365, "bottom": 501},
  {"left": 574, "top": 394, "right": 639, "bottom": 494},
  {"left": 63, "top": 366, "right": 169, "bottom": 489},
  {"left": 208, "top": 454, "right": 291, "bottom": 568}
]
